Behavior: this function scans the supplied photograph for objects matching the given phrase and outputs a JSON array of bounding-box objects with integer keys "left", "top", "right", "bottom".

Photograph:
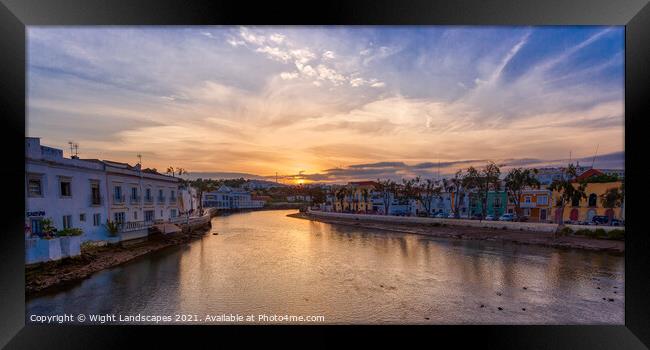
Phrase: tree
[
  {"left": 600, "top": 187, "right": 623, "bottom": 209},
  {"left": 504, "top": 168, "right": 540, "bottom": 218},
  {"left": 462, "top": 167, "right": 482, "bottom": 218},
  {"left": 399, "top": 178, "right": 421, "bottom": 215},
  {"left": 190, "top": 178, "right": 216, "bottom": 215},
  {"left": 463, "top": 163, "right": 500, "bottom": 219},
  {"left": 374, "top": 179, "right": 396, "bottom": 215},
  {"left": 335, "top": 187, "right": 347, "bottom": 212},
  {"left": 414, "top": 177, "right": 442, "bottom": 215},
  {"left": 548, "top": 164, "right": 587, "bottom": 226},
  {"left": 361, "top": 188, "right": 370, "bottom": 213},
  {"left": 309, "top": 187, "right": 326, "bottom": 207},
  {"left": 448, "top": 170, "right": 464, "bottom": 217}
]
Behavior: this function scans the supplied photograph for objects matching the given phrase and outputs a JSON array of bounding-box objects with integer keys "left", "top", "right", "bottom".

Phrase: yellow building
[
  {"left": 550, "top": 170, "right": 623, "bottom": 223},
  {"left": 333, "top": 181, "right": 376, "bottom": 213}
]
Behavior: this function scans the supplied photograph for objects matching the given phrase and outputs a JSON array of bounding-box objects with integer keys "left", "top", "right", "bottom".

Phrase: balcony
[
  {"left": 143, "top": 196, "right": 154, "bottom": 205},
  {"left": 129, "top": 195, "right": 141, "bottom": 204},
  {"left": 157, "top": 196, "right": 166, "bottom": 204},
  {"left": 113, "top": 194, "right": 125, "bottom": 204},
  {"left": 118, "top": 220, "right": 155, "bottom": 233},
  {"left": 90, "top": 194, "right": 103, "bottom": 206}
]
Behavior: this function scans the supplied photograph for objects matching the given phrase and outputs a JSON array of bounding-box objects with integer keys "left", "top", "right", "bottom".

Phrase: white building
[
  {"left": 25, "top": 137, "right": 109, "bottom": 241},
  {"left": 98, "top": 160, "right": 181, "bottom": 230},
  {"left": 25, "top": 137, "right": 182, "bottom": 242},
  {"left": 202, "top": 185, "right": 264, "bottom": 210}
]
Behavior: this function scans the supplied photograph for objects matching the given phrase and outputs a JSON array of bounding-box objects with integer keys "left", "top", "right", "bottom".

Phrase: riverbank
[
  {"left": 289, "top": 212, "right": 624, "bottom": 253},
  {"left": 25, "top": 225, "right": 211, "bottom": 297}
]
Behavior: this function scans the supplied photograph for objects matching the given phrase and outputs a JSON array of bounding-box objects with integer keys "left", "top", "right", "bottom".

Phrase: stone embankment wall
[
  {"left": 307, "top": 210, "right": 624, "bottom": 233},
  {"left": 307, "top": 210, "right": 559, "bottom": 232}
]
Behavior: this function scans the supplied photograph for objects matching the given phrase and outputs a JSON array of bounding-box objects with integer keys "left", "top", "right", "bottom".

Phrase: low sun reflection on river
[{"left": 27, "top": 210, "right": 624, "bottom": 324}]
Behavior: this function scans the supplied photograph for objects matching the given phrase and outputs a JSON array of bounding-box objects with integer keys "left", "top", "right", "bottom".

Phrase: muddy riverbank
[
  {"left": 25, "top": 225, "right": 211, "bottom": 297},
  {"left": 289, "top": 213, "right": 624, "bottom": 253}
]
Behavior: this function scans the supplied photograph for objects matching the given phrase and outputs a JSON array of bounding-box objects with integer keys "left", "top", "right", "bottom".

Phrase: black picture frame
[{"left": 1, "top": 0, "right": 648, "bottom": 348}]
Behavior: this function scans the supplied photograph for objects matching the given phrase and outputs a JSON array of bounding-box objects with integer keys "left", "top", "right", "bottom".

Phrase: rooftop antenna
[
  {"left": 591, "top": 144, "right": 599, "bottom": 169},
  {"left": 67, "top": 141, "right": 79, "bottom": 158}
]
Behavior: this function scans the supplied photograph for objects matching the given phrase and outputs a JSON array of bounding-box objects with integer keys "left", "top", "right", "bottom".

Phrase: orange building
[{"left": 506, "top": 189, "right": 553, "bottom": 222}]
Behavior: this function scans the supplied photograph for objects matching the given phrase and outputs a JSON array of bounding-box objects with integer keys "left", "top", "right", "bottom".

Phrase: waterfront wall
[
  {"left": 307, "top": 210, "right": 624, "bottom": 233},
  {"left": 307, "top": 210, "right": 561, "bottom": 233}
]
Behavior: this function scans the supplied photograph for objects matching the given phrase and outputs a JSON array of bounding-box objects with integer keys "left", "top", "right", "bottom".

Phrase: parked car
[
  {"left": 499, "top": 213, "right": 516, "bottom": 222},
  {"left": 610, "top": 219, "right": 623, "bottom": 226},
  {"left": 447, "top": 213, "right": 458, "bottom": 219},
  {"left": 432, "top": 212, "right": 446, "bottom": 218},
  {"left": 484, "top": 215, "right": 496, "bottom": 221},
  {"left": 471, "top": 214, "right": 483, "bottom": 220}
]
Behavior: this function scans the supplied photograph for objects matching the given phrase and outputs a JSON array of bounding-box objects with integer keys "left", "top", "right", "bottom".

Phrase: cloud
[{"left": 27, "top": 26, "right": 624, "bottom": 179}]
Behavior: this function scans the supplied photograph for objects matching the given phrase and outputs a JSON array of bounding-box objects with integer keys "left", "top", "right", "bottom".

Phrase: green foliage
[
  {"left": 56, "top": 228, "right": 83, "bottom": 237},
  {"left": 600, "top": 187, "right": 624, "bottom": 208},
  {"left": 104, "top": 220, "right": 120, "bottom": 236},
  {"left": 584, "top": 174, "right": 620, "bottom": 183},
  {"left": 594, "top": 228, "right": 608, "bottom": 238},
  {"left": 606, "top": 229, "right": 625, "bottom": 240},
  {"left": 559, "top": 226, "right": 574, "bottom": 236}
]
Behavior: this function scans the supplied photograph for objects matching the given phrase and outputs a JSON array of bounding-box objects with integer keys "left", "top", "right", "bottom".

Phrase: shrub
[
  {"left": 56, "top": 228, "right": 83, "bottom": 237},
  {"left": 607, "top": 229, "right": 625, "bottom": 241},
  {"left": 594, "top": 228, "right": 608, "bottom": 238},
  {"left": 104, "top": 220, "right": 120, "bottom": 237},
  {"left": 559, "top": 227, "right": 574, "bottom": 236}
]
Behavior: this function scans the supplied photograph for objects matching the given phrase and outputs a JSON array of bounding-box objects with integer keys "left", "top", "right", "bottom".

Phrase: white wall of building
[{"left": 25, "top": 138, "right": 109, "bottom": 242}]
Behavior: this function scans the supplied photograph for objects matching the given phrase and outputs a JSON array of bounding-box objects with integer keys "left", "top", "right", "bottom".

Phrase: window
[
  {"left": 159, "top": 189, "right": 163, "bottom": 197},
  {"left": 60, "top": 178, "right": 72, "bottom": 197},
  {"left": 494, "top": 197, "right": 502, "bottom": 208},
  {"left": 523, "top": 208, "right": 531, "bottom": 217},
  {"left": 145, "top": 210, "right": 154, "bottom": 222},
  {"left": 588, "top": 193, "right": 598, "bottom": 207},
  {"left": 537, "top": 195, "right": 548, "bottom": 205},
  {"left": 170, "top": 209, "right": 178, "bottom": 218},
  {"left": 90, "top": 182, "right": 101, "bottom": 205},
  {"left": 131, "top": 187, "right": 138, "bottom": 200},
  {"left": 571, "top": 196, "right": 580, "bottom": 207},
  {"left": 63, "top": 215, "right": 72, "bottom": 229},
  {"left": 160, "top": 210, "right": 163, "bottom": 217},
  {"left": 524, "top": 196, "right": 532, "bottom": 203},
  {"left": 93, "top": 213, "right": 101, "bottom": 226},
  {"left": 114, "top": 186, "right": 123, "bottom": 201},
  {"left": 27, "top": 174, "right": 43, "bottom": 197},
  {"left": 80, "top": 213, "right": 86, "bottom": 222},
  {"left": 145, "top": 188, "right": 152, "bottom": 200},
  {"left": 133, "top": 211, "right": 138, "bottom": 220},
  {"left": 30, "top": 218, "right": 43, "bottom": 234},
  {"left": 114, "top": 212, "right": 125, "bottom": 224}
]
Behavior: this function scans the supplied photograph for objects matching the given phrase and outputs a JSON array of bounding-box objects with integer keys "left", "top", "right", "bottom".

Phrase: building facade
[
  {"left": 506, "top": 189, "right": 553, "bottom": 222},
  {"left": 25, "top": 138, "right": 109, "bottom": 241},
  {"left": 101, "top": 160, "right": 181, "bottom": 230},
  {"left": 202, "top": 185, "right": 265, "bottom": 209}
]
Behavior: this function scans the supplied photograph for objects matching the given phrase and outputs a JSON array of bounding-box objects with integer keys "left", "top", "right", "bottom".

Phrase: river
[{"left": 26, "top": 209, "right": 624, "bottom": 324}]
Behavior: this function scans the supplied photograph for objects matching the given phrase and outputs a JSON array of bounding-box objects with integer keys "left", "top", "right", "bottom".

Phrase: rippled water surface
[{"left": 27, "top": 210, "right": 624, "bottom": 324}]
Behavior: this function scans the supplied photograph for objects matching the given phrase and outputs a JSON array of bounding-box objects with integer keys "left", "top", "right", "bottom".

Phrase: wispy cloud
[{"left": 27, "top": 26, "right": 624, "bottom": 180}]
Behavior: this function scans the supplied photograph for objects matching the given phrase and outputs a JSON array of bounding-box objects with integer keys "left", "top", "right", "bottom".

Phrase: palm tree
[
  {"left": 191, "top": 178, "right": 215, "bottom": 215},
  {"left": 504, "top": 168, "right": 540, "bottom": 218},
  {"left": 335, "top": 187, "right": 347, "bottom": 212},
  {"left": 549, "top": 164, "right": 587, "bottom": 226},
  {"left": 361, "top": 188, "right": 370, "bottom": 213}
]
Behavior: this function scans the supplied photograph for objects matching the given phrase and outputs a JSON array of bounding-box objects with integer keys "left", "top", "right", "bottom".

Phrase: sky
[{"left": 27, "top": 26, "right": 624, "bottom": 184}]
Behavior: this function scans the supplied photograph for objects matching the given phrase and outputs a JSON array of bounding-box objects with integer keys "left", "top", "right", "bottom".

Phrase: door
[{"left": 540, "top": 209, "right": 547, "bottom": 221}]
